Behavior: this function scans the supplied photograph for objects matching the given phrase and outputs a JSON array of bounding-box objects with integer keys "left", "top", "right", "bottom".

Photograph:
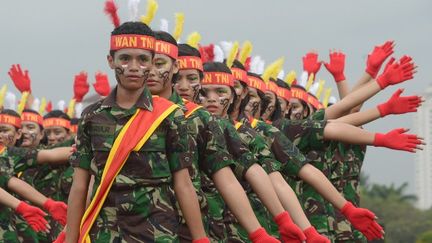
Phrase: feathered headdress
[
  {"left": 141, "top": 0, "right": 158, "bottom": 25},
  {"left": 173, "top": 13, "right": 184, "bottom": 41},
  {"left": 104, "top": 0, "right": 121, "bottom": 28},
  {"left": 186, "top": 32, "right": 201, "bottom": 49}
]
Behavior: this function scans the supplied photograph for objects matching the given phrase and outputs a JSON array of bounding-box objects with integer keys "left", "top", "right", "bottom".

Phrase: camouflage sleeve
[
  {"left": 0, "top": 157, "right": 14, "bottom": 189},
  {"left": 221, "top": 120, "right": 258, "bottom": 179},
  {"left": 197, "top": 113, "right": 235, "bottom": 177},
  {"left": 271, "top": 130, "right": 308, "bottom": 177},
  {"left": 70, "top": 110, "right": 93, "bottom": 170},
  {"left": 237, "top": 124, "right": 280, "bottom": 174},
  {"left": 5, "top": 147, "right": 38, "bottom": 173},
  {"left": 276, "top": 118, "right": 327, "bottom": 151},
  {"left": 165, "top": 108, "right": 192, "bottom": 173}
]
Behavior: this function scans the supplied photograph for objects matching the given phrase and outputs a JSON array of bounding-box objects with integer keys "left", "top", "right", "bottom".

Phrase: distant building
[{"left": 414, "top": 85, "right": 432, "bottom": 209}]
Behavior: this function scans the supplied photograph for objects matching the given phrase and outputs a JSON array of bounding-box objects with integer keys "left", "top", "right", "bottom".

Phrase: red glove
[
  {"left": 8, "top": 64, "right": 32, "bottom": 93},
  {"left": 302, "top": 52, "right": 322, "bottom": 77},
  {"left": 303, "top": 227, "right": 330, "bottom": 243},
  {"left": 366, "top": 40, "right": 394, "bottom": 78},
  {"left": 377, "top": 89, "right": 422, "bottom": 117},
  {"left": 73, "top": 71, "right": 89, "bottom": 102},
  {"left": 274, "top": 211, "right": 306, "bottom": 242},
  {"left": 373, "top": 128, "right": 422, "bottom": 152},
  {"left": 93, "top": 72, "right": 111, "bottom": 96},
  {"left": 249, "top": 227, "right": 281, "bottom": 243},
  {"left": 192, "top": 237, "right": 210, "bottom": 243},
  {"left": 341, "top": 202, "right": 384, "bottom": 241},
  {"left": 15, "top": 201, "right": 48, "bottom": 232},
  {"left": 43, "top": 198, "right": 67, "bottom": 226},
  {"left": 324, "top": 51, "right": 346, "bottom": 82},
  {"left": 376, "top": 55, "right": 415, "bottom": 89},
  {"left": 53, "top": 231, "right": 66, "bottom": 243}
]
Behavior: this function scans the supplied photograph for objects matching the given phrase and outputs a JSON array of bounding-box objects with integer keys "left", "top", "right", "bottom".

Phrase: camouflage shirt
[{"left": 70, "top": 86, "right": 192, "bottom": 242}]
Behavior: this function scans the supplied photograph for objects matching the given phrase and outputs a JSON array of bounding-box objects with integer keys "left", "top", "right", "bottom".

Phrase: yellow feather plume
[
  {"left": 239, "top": 41, "right": 253, "bottom": 65},
  {"left": 271, "top": 58, "right": 285, "bottom": 80},
  {"left": 140, "top": 0, "right": 158, "bottom": 25},
  {"left": 284, "top": 71, "right": 297, "bottom": 86},
  {"left": 322, "top": 88, "right": 332, "bottom": 108},
  {"left": 0, "top": 84, "right": 7, "bottom": 108},
  {"left": 262, "top": 58, "right": 284, "bottom": 83},
  {"left": 186, "top": 32, "right": 201, "bottom": 49},
  {"left": 17, "top": 92, "right": 30, "bottom": 115},
  {"left": 305, "top": 73, "right": 315, "bottom": 92},
  {"left": 39, "top": 98, "right": 47, "bottom": 115},
  {"left": 67, "top": 99, "right": 76, "bottom": 118},
  {"left": 316, "top": 79, "right": 325, "bottom": 99},
  {"left": 226, "top": 42, "right": 239, "bottom": 68},
  {"left": 173, "top": 12, "right": 184, "bottom": 41}
]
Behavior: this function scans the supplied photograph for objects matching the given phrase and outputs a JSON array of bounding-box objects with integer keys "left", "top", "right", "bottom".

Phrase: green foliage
[{"left": 359, "top": 173, "right": 432, "bottom": 243}]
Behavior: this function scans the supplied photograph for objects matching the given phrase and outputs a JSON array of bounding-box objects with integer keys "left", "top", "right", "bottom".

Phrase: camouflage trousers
[
  {"left": 0, "top": 221, "right": 19, "bottom": 243},
  {"left": 248, "top": 192, "right": 279, "bottom": 238},
  {"left": 88, "top": 185, "right": 180, "bottom": 243}
]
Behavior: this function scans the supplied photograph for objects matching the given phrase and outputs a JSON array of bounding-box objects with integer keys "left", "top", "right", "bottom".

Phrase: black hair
[
  {"left": 275, "top": 78, "right": 290, "bottom": 89},
  {"left": 178, "top": 44, "right": 204, "bottom": 80},
  {"left": 22, "top": 109, "right": 44, "bottom": 131},
  {"left": 43, "top": 110, "right": 71, "bottom": 121},
  {"left": 70, "top": 118, "right": 79, "bottom": 125},
  {"left": 202, "top": 62, "right": 237, "bottom": 114},
  {"left": 109, "top": 21, "right": 155, "bottom": 57}
]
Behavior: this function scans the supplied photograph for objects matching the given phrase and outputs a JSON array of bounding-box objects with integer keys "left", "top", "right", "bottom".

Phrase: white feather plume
[
  {"left": 213, "top": 44, "right": 224, "bottom": 62},
  {"left": 257, "top": 59, "right": 265, "bottom": 75},
  {"left": 277, "top": 69, "right": 285, "bottom": 80},
  {"left": 309, "top": 82, "right": 320, "bottom": 95},
  {"left": 31, "top": 98, "right": 40, "bottom": 111},
  {"left": 299, "top": 71, "right": 309, "bottom": 88},
  {"left": 57, "top": 100, "right": 66, "bottom": 111},
  {"left": 128, "top": 0, "right": 141, "bottom": 21},
  {"left": 159, "top": 18, "right": 169, "bottom": 32},
  {"left": 4, "top": 92, "right": 16, "bottom": 110},
  {"left": 329, "top": 96, "right": 338, "bottom": 104},
  {"left": 219, "top": 41, "right": 233, "bottom": 61},
  {"left": 75, "top": 103, "right": 84, "bottom": 119},
  {"left": 250, "top": 56, "right": 261, "bottom": 73}
]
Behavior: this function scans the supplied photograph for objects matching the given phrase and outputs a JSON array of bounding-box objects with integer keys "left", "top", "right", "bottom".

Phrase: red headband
[
  {"left": 110, "top": 34, "right": 155, "bottom": 51},
  {"left": 231, "top": 68, "right": 248, "bottom": 84},
  {"left": 266, "top": 81, "right": 278, "bottom": 94},
  {"left": 43, "top": 118, "right": 71, "bottom": 129},
  {"left": 178, "top": 56, "right": 203, "bottom": 71},
  {"left": 202, "top": 72, "right": 234, "bottom": 87},
  {"left": 21, "top": 112, "right": 43, "bottom": 126},
  {"left": 70, "top": 124, "right": 78, "bottom": 134},
  {"left": 247, "top": 75, "right": 267, "bottom": 93},
  {"left": 291, "top": 87, "right": 308, "bottom": 103},
  {"left": 276, "top": 87, "right": 291, "bottom": 101},
  {"left": 0, "top": 114, "right": 21, "bottom": 128},
  {"left": 155, "top": 40, "right": 178, "bottom": 59},
  {"left": 307, "top": 94, "right": 323, "bottom": 110}
]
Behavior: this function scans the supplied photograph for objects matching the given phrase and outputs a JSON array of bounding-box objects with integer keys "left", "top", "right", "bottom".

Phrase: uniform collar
[{"left": 101, "top": 86, "right": 153, "bottom": 111}]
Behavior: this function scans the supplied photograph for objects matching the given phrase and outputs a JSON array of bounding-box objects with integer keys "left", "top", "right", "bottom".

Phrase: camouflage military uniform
[
  {"left": 217, "top": 118, "right": 259, "bottom": 242},
  {"left": 0, "top": 148, "right": 20, "bottom": 243},
  {"left": 70, "top": 87, "right": 192, "bottom": 242},
  {"left": 273, "top": 110, "right": 336, "bottom": 240},
  {"left": 235, "top": 121, "right": 281, "bottom": 239},
  {"left": 170, "top": 92, "right": 235, "bottom": 242}
]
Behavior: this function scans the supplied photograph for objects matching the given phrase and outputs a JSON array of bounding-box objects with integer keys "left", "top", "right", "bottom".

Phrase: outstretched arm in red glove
[
  {"left": 325, "top": 55, "right": 416, "bottom": 120},
  {"left": 249, "top": 227, "right": 281, "bottom": 243},
  {"left": 7, "top": 177, "right": 67, "bottom": 226},
  {"left": 93, "top": 72, "right": 111, "bottom": 96},
  {"left": 73, "top": 71, "right": 89, "bottom": 102},
  {"left": 302, "top": 51, "right": 322, "bottom": 78},
  {"left": 303, "top": 227, "right": 330, "bottom": 243},
  {"left": 341, "top": 202, "right": 384, "bottom": 241},
  {"left": 324, "top": 50, "right": 349, "bottom": 99},
  {"left": 0, "top": 187, "right": 48, "bottom": 232},
  {"left": 8, "top": 64, "right": 32, "bottom": 93},
  {"left": 332, "top": 89, "right": 423, "bottom": 127},
  {"left": 373, "top": 128, "right": 424, "bottom": 152}
]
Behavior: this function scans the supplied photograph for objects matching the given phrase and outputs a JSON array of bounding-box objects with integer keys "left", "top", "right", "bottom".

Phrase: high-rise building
[{"left": 414, "top": 85, "right": 432, "bottom": 210}]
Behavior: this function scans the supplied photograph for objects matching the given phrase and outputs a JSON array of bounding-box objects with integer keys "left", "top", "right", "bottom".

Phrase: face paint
[
  {"left": 157, "top": 70, "right": 171, "bottom": 86},
  {"left": 191, "top": 83, "right": 200, "bottom": 102},
  {"left": 219, "top": 97, "right": 230, "bottom": 113},
  {"left": 251, "top": 101, "right": 260, "bottom": 116}
]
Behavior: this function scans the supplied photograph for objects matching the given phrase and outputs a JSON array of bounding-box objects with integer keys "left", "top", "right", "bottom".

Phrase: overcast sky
[{"left": 1, "top": 0, "right": 431, "bottom": 193}]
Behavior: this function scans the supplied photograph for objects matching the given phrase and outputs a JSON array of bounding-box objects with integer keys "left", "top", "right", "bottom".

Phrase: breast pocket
[{"left": 123, "top": 131, "right": 171, "bottom": 179}]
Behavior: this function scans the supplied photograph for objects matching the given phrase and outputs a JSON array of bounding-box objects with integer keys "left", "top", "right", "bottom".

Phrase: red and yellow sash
[
  {"left": 183, "top": 99, "right": 203, "bottom": 119},
  {"left": 0, "top": 144, "right": 6, "bottom": 155},
  {"left": 234, "top": 121, "right": 243, "bottom": 130},
  {"left": 250, "top": 118, "right": 260, "bottom": 129},
  {"left": 78, "top": 96, "right": 178, "bottom": 243}
]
